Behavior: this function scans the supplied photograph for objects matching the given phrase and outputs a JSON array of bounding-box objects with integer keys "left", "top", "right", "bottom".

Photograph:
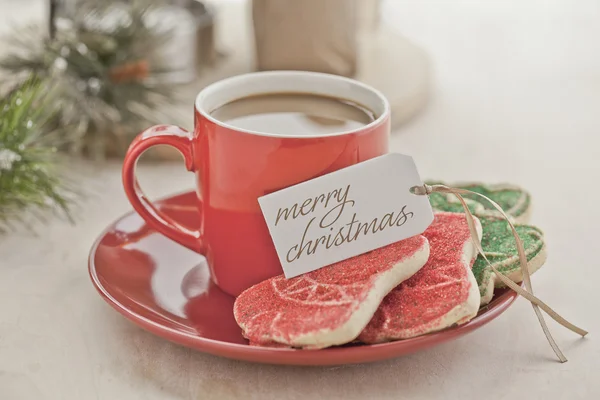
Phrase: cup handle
[{"left": 122, "top": 125, "right": 204, "bottom": 254}]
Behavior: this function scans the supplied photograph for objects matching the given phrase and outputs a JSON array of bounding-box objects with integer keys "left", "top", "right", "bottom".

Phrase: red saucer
[{"left": 89, "top": 191, "right": 518, "bottom": 366}]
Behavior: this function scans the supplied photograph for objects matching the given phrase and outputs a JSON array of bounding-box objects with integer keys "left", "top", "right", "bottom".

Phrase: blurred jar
[
  {"left": 252, "top": 0, "right": 358, "bottom": 77},
  {"left": 170, "top": 0, "right": 218, "bottom": 71},
  {"left": 145, "top": 4, "right": 198, "bottom": 83}
]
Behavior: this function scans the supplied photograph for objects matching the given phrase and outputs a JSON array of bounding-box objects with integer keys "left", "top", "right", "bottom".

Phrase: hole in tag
[{"left": 409, "top": 186, "right": 420, "bottom": 195}]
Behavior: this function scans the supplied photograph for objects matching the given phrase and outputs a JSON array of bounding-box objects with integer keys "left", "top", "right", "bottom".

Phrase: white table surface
[{"left": 1, "top": 0, "right": 599, "bottom": 399}]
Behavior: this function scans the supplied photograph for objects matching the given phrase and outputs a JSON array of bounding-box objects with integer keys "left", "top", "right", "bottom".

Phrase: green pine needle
[{"left": 0, "top": 78, "right": 76, "bottom": 233}]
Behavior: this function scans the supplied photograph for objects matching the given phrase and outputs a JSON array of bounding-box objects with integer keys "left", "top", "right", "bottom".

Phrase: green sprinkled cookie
[
  {"left": 426, "top": 182, "right": 532, "bottom": 223},
  {"left": 473, "top": 217, "right": 546, "bottom": 305},
  {"left": 428, "top": 192, "right": 485, "bottom": 214}
]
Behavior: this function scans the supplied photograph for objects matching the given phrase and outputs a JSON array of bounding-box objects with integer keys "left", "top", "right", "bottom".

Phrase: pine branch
[{"left": 0, "top": 78, "right": 76, "bottom": 233}]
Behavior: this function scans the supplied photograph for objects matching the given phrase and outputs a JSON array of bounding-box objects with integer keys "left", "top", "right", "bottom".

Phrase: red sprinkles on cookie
[
  {"left": 234, "top": 235, "right": 430, "bottom": 349},
  {"left": 359, "top": 212, "right": 482, "bottom": 343}
]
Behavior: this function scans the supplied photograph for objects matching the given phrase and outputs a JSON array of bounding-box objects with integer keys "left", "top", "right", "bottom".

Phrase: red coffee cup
[{"left": 122, "top": 71, "right": 390, "bottom": 296}]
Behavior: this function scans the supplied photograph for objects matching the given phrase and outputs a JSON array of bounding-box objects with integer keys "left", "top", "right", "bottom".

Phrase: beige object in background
[
  {"left": 357, "top": 0, "right": 381, "bottom": 32},
  {"left": 252, "top": 0, "right": 358, "bottom": 77}
]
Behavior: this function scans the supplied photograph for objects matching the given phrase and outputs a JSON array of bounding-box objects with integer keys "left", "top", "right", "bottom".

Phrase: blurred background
[
  {"left": 0, "top": 0, "right": 598, "bottom": 249},
  {"left": 1, "top": 0, "right": 599, "bottom": 229}
]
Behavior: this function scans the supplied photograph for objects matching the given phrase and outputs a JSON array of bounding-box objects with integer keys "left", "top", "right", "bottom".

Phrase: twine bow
[{"left": 413, "top": 184, "right": 587, "bottom": 363}]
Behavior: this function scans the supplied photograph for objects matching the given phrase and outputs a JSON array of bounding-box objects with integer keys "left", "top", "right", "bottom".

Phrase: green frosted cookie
[
  {"left": 428, "top": 192, "right": 485, "bottom": 215},
  {"left": 473, "top": 217, "right": 546, "bottom": 305},
  {"left": 426, "top": 182, "right": 532, "bottom": 223}
]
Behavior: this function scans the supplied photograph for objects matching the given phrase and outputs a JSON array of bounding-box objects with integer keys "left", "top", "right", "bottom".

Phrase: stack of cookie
[
  {"left": 426, "top": 182, "right": 544, "bottom": 306},
  {"left": 233, "top": 183, "right": 545, "bottom": 349}
]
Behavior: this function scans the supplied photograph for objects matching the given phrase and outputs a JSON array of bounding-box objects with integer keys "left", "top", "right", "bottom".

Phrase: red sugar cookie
[
  {"left": 359, "top": 212, "right": 482, "bottom": 343},
  {"left": 234, "top": 235, "right": 430, "bottom": 349}
]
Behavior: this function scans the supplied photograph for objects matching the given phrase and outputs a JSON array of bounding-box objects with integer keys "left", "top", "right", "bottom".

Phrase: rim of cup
[{"left": 194, "top": 70, "right": 390, "bottom": 139}]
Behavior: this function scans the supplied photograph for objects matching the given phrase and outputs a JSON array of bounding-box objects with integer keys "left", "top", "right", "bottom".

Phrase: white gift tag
[{"left": 258, "top": 153, "right": 434, "bottom": 278}]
